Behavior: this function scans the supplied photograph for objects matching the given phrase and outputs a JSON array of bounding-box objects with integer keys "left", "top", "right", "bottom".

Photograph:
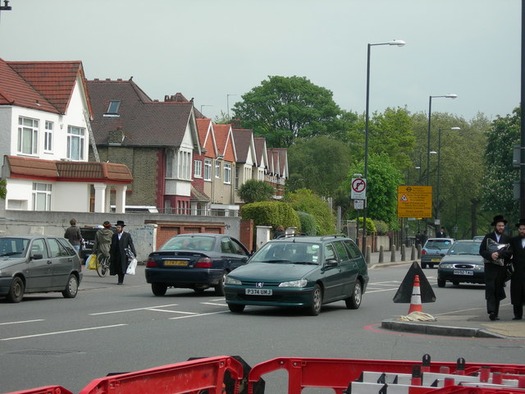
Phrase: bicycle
[{"left": 96, "top": 254, "right": 110, "bottom": 277}]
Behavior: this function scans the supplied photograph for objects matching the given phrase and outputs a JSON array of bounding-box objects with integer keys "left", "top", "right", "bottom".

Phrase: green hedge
[{"left": 241, "top": 201, "right": 301, "bottom": 231}]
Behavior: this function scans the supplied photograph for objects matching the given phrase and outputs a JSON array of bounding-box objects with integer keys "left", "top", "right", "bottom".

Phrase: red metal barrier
[
  {"left": 5, "top": 387, "right": 73, "bottom": 394},
  {"left": 247, "top": 357, "right": 525, "bottom": 394},
  {"left": 79, "top": 355, "right": 244, "bottom": 394}
]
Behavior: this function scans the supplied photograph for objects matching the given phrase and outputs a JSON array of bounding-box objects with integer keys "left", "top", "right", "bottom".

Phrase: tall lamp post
[
  {"left": 362, "top": 39, "right": 405, "bottom": 255},
  {"left": 435, "top": 126, "right": 460, "bottom": 225},
  {"left": 426, "top": 94, "right": 457, "bottom": 186}
]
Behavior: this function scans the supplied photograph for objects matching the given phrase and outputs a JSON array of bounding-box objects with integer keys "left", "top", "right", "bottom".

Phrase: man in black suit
[
  {"left": 479, "top": 215, "right": 511, "bottom": 321},
  {"left": 508, "top": 219, "right": 525, "bottom": 320},
  {"left": 109, "top": 220, "right": 136, "bottom": 285}
]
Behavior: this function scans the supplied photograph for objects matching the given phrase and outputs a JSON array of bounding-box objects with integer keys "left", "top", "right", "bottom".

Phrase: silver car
[
  {"left": 421, "top": 237, "right": 455, "bottom": 268},
  {"left": 0, "top": 235, "right": 82, "bottom": 303}
]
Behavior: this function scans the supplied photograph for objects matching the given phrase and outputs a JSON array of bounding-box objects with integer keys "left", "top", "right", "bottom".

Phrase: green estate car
[{"left": 224, "top": 235, "right": 369, "bottom": 316}]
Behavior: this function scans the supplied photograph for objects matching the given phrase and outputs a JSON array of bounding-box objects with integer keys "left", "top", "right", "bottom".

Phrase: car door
[
  {"left": 47, "top": 237, "right": 74, "bottom": 289},
  {"left": 332, "top": 240, "right": 356, "bottom": 298},
  {"left": 219, "top": 237, "right": 248, "bottom": 271},
  {"left": 25, "top": 238, "right": 52, "bottom": 291},
  {"left": 320, "top": 242, "right": 344, "bottom": 302}
]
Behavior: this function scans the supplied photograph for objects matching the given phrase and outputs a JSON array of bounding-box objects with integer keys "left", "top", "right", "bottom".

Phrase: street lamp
[
  {"left": 435, "top": 126, "right": 460, "bottom": 224},
  {"left": 426, "top": 94, "right": 457, "bottom": 186},
  {"left": 226, "top": 94, "right": 238, "bottom": 119},
  {"left": 362, "top": 39, "right": 405, "bottom": 255}
]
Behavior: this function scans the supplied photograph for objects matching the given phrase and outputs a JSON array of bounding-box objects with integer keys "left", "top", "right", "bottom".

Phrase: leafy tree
[
  {"left": 287, "top": 136, "right": 353, "bottom": 197},
  {"left": 238, "top": 179, "right": 275, "bottom": 203},
  {"left": 346, "top": 154, "right": 403, "bottom": 229},
  {"left": 232, "top": 75, "right": 347, "bottom": 147},
  {"left": 285, "top": 189, "right": 336, "bottom": 234},
  {"left": 0, "top": 179, "right": 6, "bottom": 200},
  {"left": 481, "top": 107, "right": 520, "bottom": 222},
  {"left": 297, "top": 211, "right": 317, "bottom": 235}
]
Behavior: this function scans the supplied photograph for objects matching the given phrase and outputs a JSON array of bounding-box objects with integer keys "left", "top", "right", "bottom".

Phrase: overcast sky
[{"left": 0, "top": 0, "right": 520, "bottom": 122}]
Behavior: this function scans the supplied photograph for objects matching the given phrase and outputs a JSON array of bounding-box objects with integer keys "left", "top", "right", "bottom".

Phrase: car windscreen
[
  {"left": 161, "top": 236, "right": 215, "bottom": 251},
  {"left": 425, "top": 240, "right": 452, "bottom": 250},
  {"left": 0, "top": 237, "right": 30, "bottom": 257},
  {"left": 447, "top": 242, "right": 481, "bottom": 255},
  {"left": 250, "top": 242, "right": 320, "bottom": 264}
]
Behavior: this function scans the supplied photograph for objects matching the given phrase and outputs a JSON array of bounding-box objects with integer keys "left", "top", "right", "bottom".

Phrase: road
[{"left": 1, "top": 264, "right": 524, "bottom": 393}]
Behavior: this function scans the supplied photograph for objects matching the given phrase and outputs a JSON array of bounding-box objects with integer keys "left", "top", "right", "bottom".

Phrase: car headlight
[
  {"left": 279, "top": 278, "right": 308, "bottom": 288},
  {"left": 225, "top": 276, "right": 241, "bottom": 285},
  {"left": 439, "top": 263, "right": 454, "bottom": 269}
]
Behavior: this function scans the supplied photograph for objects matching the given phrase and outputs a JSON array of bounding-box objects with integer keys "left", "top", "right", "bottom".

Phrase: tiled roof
[
  {"left": 4, "top": 60, "right": 88, "bottom": 115},
  {"left": 254, "top": 137, "right": 267, "bottom": 167},
  {"left": 4, "top": 155, "right": 133, "bottom": 184},
  {"left": 232, "top": 128, "right": 253, "bottom": 164},
  {"left": 190, "top": 186, "right": 210, "bottom": 202},
  {"left": 87, "top": 79, "right": 194, "bottom": 147},
  {"left": 196, "top": 118, "right": 217, "bottom": 158},
  {"left": 214, "top": 124, "right": 236, "bottom": 162}
]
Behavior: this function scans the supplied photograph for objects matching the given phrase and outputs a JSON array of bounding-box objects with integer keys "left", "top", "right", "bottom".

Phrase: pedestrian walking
[
  {"left": 64, "top": 218, "right": 83, "bottom": 253},
  {"left": 508, "top": 218, "right": 525, "bottom": 320},
  {"left": 109, "top": 220, "right": 136, "bottom": 285},
  {"left": 436, "top": 227, "right": 447, "bottom": 238},
  {"left": 93, "top": 220, "right": 113, "bottom": 263},
  {"left": 479, "top": 215, "right": 511, "bottom": 321}
]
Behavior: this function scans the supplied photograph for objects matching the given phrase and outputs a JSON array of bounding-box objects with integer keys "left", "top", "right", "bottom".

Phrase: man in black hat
[
  {"left": 109, "top": 220, "right": 136, "bottom": 285},
  {"left": 479, "top": 215, "right": 511, "bottom": 321},
  {"left": 507, "top": 219, "right": 525, "bottom": 320}
]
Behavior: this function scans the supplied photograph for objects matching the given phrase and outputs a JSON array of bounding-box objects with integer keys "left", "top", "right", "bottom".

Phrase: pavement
[{"left": 368, "top": 251, "right": 525, "bottom": 339}]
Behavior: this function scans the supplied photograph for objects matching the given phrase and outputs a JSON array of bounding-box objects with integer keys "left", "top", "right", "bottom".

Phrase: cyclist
[{"left": 93, "top": 221, "right": 113, "bottom": 273}]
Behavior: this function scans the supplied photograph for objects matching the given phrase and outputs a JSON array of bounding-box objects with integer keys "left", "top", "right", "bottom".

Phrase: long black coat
[
  {"left": 479, "top": 232, "right": 510, "bottom": 301},
  {"left": 109, "top": 231, "right": 136, "bottom": 276},
  {"left": 508, "top": 236, "right": 525, "bottom": 306}
]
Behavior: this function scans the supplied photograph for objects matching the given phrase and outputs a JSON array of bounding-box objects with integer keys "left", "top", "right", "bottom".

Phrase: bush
[
  {"left": 238, "top": 179, "right": 275, "bottom": 203},
  {"left": 241, "top": 201, "right": 300, "bottom": 230},
  {"left": 297, "top": 211, "right": 317, "bottom": 235},
  {"left": 285, "top": 189, "right": 335, "bottom": 235}
]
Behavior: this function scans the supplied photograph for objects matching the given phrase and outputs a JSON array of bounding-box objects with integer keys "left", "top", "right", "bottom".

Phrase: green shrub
[
  {"left": 297, "top": 211, "right": 317, "bottom": 235},
  {"left": 241, "top": 201, "right": 300, "bottom": 230},
  {"left": 285, "top": 189, "right": 335, "bottom": 234}
]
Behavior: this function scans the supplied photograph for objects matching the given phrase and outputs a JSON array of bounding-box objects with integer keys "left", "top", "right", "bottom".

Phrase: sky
[{"left": 0, "top": 0, "right": 521, "bottom": 122}]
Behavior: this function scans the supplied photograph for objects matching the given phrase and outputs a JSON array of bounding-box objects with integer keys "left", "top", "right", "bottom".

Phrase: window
[
  {"left": 204, "top": 159, "right": 212, "bottom": 181},
  {"left": 194, "top": 159, "right": 202, "bottom": 178},
  {"left": 166, "top": 150, "right": 173, "bottom": 178},
  {"left": 224, "top": 163, "right": 231, "bottom": 184},
  {"left": 17, "top": 117, "right": 38, "bottom": 155},
  {"left": 215, "top": 160, "right": 221, "bottom": 179},
  {"left": 44, "top": 121, "right": 53, "bottom": 152},
  {"left": 67, "top": 126, "right": 85, "bottom": 160},
  {"left": 32, "top": 183, "right": 52, "bottom": 211},
  {"left": 105, "top": 100, "right": 121, "bottom": 116}
]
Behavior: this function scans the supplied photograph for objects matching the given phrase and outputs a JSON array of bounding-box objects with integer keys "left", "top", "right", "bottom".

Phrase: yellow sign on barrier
[{"left": 397, "top": 185, "right": 432, "bottom": 218}]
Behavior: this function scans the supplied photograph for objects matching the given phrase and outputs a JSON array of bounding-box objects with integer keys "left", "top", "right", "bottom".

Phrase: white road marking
[
  {"left": 0, "top": 319, "right": 45, "bottom": 326},
  {"left": 1, "top": 324, "right": 127, "bottom": 341},
  {"left": 148, "top": 309, "right": 197, "bottom": 315},
  {"left": 201, "top": 302, "right": 227, "bottom": 306},
  {"left": 169, "top": 311, "right": 229, "bottom": 320},
  {"left": 90, "top": 304, "right": 179, "bottom": 315}
]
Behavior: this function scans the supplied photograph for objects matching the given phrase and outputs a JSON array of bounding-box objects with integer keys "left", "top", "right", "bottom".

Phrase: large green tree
[
  {"left": 481, "top": 107, "right": 520, "bottom": 223},
  {"left": 232, "top": 75, "right": 348, "bottom": 147},
  {"left": 285, "top": 189, "right": 336, "bottom": 234}
]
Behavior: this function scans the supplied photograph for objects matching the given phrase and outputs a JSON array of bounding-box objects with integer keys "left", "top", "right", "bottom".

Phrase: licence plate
[
  {"left": 454, "top": 270, "right": 473, "bottom": 276},
  {"left": 245, "top": 288, "right": 272, "bottom": 296},
  {"left": 164, "top": 260, "right": 188, "bottom": 267},
  {"left": 431, "top": 258, "right": 441, "bottom": 262}
]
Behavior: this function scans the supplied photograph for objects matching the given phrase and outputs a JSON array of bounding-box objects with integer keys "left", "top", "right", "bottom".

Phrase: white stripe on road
[
  {"left": 90, "top": 304, "right": 179, "bottom": 315},
  {"left": 169, "top": 311, "right": 229, "bottom": 320},
  {"left": 1, "top": 324, "right": 127, "bottom": 341},
  {"left": 148, "top": 309, "right": 197, "bottom": 315},
  {"left": 201, "top": 302, "right": 227, "bottom": 306},
  {"left": 0, "top": 319, "right": 45, "bottom": 326}
]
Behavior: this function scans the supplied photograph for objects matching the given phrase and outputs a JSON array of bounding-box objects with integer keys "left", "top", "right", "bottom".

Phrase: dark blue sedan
[{"left": 145, "top": 234, "right": 250, "bottom": 296}]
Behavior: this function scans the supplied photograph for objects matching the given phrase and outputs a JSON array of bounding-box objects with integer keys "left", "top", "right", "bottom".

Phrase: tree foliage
[
  {"left": 285, "top": 189, "right": 335, "bottom": 235},
  {"left": 0, "top": 179, "right": 6, "bottom": 200},
  {"left": 238, "top": 179, "right": 275, "bottom": 203},
  {"left": 232, "top": 75, "right": 346, "bottom": 147},
  {"left": 241, "top": 201, "right": 301, "bottom": 230}
]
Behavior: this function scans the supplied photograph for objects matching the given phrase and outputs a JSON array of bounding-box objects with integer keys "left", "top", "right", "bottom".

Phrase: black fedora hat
[
  {"left": 491, "top": 215, "right": 508, "bottom": 226},
  {"left": 516, "top": 218, "right": 525, "bottom": 228},
  {"left": 115, "top": 220, "right": 126, "bottom": 227}
]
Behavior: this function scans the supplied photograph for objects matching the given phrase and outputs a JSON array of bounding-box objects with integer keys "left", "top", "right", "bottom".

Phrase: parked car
[
  {"left": 224, "top": 235, "right": 369, "bottom": 316},
  {"left": 145, "top": 233, "right": 250, "bottom": 296},
  {"left": 0, "top": 235, "right": 82, "bottom": 303},
  {"left": 473, "top": 235, "right": 485, "bottom": 242},
  {"left": 437, "top": 239, "right": 484, "bottom": 287},
  {"left": 421, "top": 237, "right": 454, "bottom": 268}
]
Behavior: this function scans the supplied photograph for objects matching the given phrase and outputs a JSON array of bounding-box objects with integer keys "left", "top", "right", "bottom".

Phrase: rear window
[
  {"left": 162, "top": 235, "right": 215, "bottom": 251},
  {"left": 425, "top": 240, "right": 452, "bottom": 249}
]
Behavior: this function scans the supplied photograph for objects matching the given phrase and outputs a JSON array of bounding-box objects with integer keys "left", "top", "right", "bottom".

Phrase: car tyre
[
  {"left": 7, "top": 276, "right": 24, "bottom": 303},
  {"left": 437, "top": 278, "right": 446, "bottom": 288},
  {"left": 345, "top": 280, "right": 362, "bottom": 310},
  {"left": 421, "top": 262, "right": 427, "bottom": 269},
  {"left": 430, "top": 264, "right": 434, "bottom": 269},
  {"left": 306, "top": 284, "right": 322, "bottom": 316},
  {"left": 62, "top": 274, "right": 79, "bottom": 298},
  {"left": 452, "top": 281, "right": 459, "bottom": 286},
  {"left": 152, "top": 283, "right": 168, "bottom": 296},
  {"left": 228, "top": 303, "right": 245, "bottom": 313},
  {"left": 214, "top": 272, "right": 226, "bottom": 296}
]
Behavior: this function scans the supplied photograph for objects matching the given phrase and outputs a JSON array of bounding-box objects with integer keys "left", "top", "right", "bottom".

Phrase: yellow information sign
[{"left": 397, "top": 185, "right": 433, "bottom": 218}]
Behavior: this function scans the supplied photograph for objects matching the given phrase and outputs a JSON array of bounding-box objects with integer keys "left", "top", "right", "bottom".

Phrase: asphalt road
[{"left": 1, "top": 264, "right": 524, "bottom": 393}]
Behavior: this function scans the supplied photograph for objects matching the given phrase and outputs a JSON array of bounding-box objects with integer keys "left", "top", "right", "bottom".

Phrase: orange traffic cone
[{"left": 408, "top": 274, "right": 423, "bottom": 314}]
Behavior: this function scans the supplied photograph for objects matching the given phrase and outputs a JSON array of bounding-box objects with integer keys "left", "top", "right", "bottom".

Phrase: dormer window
[{"left": 104, "top": 100, "right": 121, "bottom": 117}]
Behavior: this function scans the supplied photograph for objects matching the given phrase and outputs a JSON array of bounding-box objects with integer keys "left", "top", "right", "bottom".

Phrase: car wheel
[
  {"left": 152, "top": 283, "right": 168, "bottom": 296},
  {"left": 452, "top": 281, "right": 459, "bottom": 286},
  {"left": 7, "top": 276, "right": 24, "bottom": 303},
  {"left": 421, "top": 262, "right": 427, "bottom": 269},
  {"left": 214, "top": 272, "right": 226, "bottom": 296},
  {"left": 62, "top": 274, "right": 79, "bottom": 298},
  {"left": 306, "top": 284, "right": 322, "bottom": 316},
  {"left": 437, "top": 279, "right": 446, "bottom": 288},
  {"left": 430, "top": 264, "right": 434, "bottom": 269},
  {"left": 228, "top": 303, "right": 245, "bottom": 313},
  {"left": 345, "top": 280, "right": 362, "bottom": 310},
  {"left": 193, "top": 287, "right": 206, "bottom": 294}
]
